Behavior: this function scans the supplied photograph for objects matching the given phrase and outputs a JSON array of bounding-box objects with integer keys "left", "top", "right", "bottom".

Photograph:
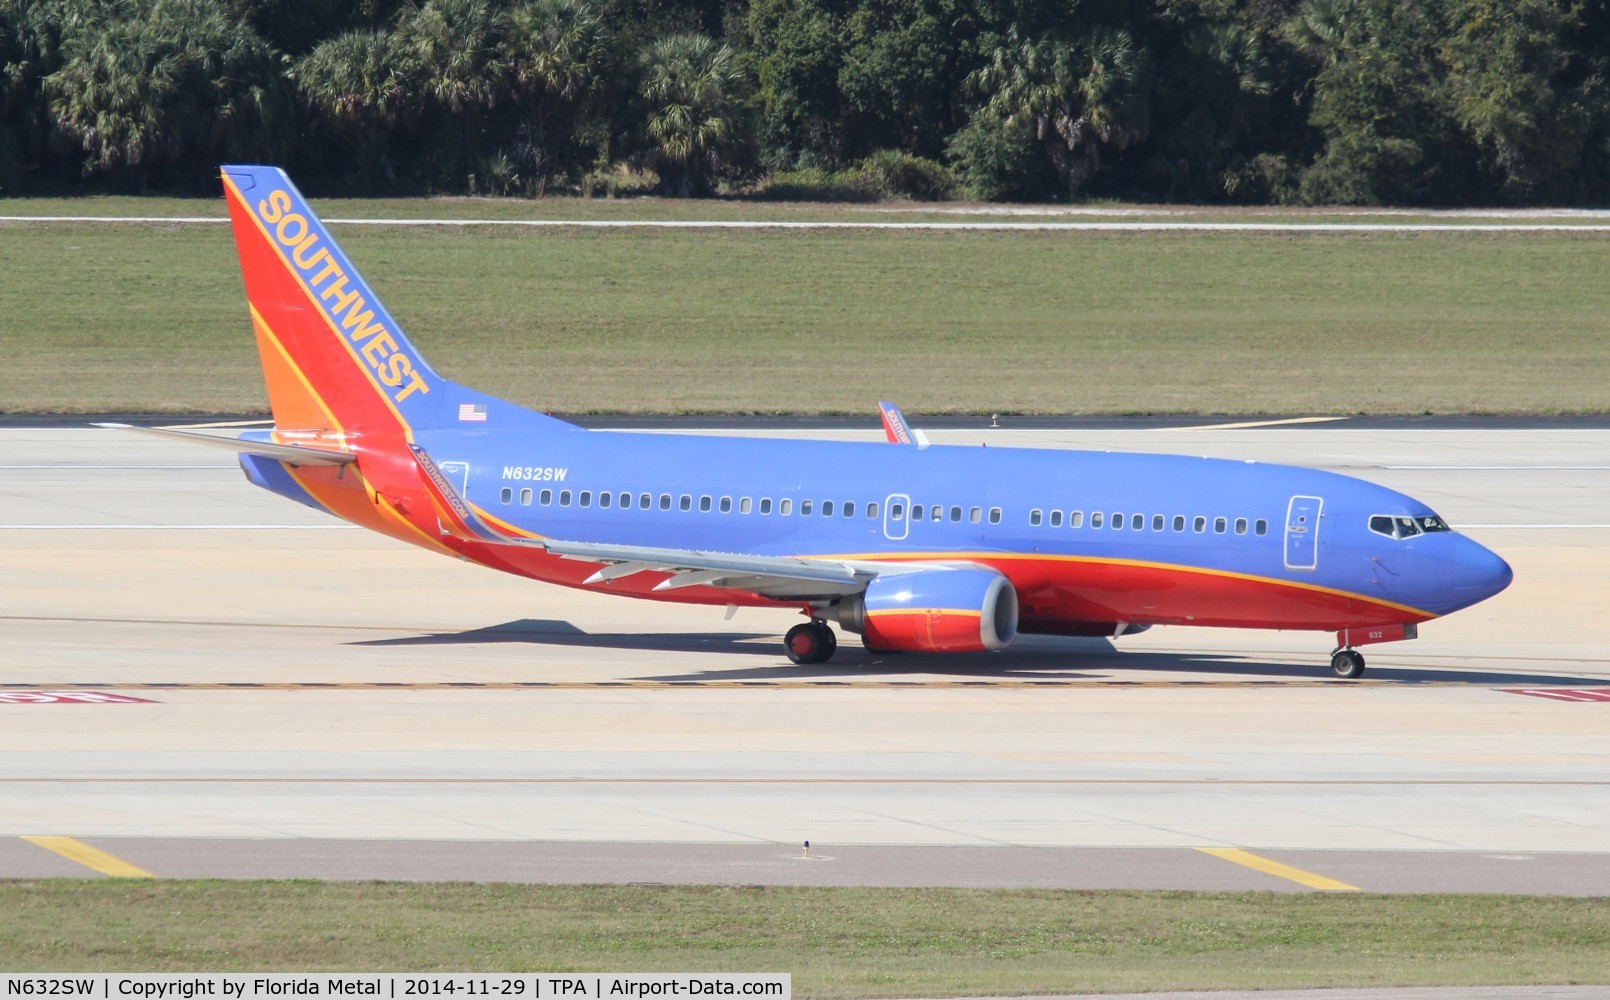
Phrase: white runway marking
[
  {"left": 1386, "top": 465, "right": 1610, "bottom": 471},
  {"left": 0, "top": 523, "right": 353, "bottom": 530},
  {"left": 9, "top": 215, "right": 1610, "bottom": 233},
  {"left": 615, "top": 426, "right": 1610, "bottom": 435},
  {"left": 1461, "top": 524, "right": 1610, "bottom": 529},
  {"left": 1170, "top": 417, "right": 1347, "bottom": 431}
]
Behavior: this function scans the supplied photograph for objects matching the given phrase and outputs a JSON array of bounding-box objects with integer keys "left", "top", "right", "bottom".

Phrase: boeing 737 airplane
[{"left": 119, "top": 165, "right": 1514, "bottom": 678}]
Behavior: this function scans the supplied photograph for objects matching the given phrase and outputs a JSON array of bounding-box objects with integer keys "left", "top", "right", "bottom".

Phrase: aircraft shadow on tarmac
[{"left": 352, "top": 619, "right": 1605, "bottom": 686}]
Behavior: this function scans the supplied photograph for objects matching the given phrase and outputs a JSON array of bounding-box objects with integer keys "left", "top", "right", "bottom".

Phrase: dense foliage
[{"left": 3, "top": 0, "right": 1608, "bottom": 203}]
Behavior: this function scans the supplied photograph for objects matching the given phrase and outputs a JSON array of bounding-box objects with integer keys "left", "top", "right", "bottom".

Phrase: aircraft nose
[{"left": 1453, "top": 537, "right": 1513, "bottom": 606}]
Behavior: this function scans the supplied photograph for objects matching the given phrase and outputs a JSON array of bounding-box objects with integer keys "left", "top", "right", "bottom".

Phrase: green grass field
[
  {"left": 2, "top": 202, "right": 1607, "bottom": 414},
  {"left": 3, "top": 882, "right": 1608, "bottom": 996}
]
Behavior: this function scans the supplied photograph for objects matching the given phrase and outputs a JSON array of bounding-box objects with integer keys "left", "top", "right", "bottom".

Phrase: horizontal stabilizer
[{"left": 95, "top": 423, "right": 355, "bottom": 466}]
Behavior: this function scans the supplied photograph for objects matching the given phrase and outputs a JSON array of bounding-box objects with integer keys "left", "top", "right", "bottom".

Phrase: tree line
[{"left": 3, "top": 0, "right": 1608, "bottom": 204}]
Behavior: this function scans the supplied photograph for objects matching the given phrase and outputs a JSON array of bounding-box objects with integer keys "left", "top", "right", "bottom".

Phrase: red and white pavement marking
[
  {"left": 0, "top": 691, "right": 156, "bottom": 704},
  {"left": 1502, "top": 688, "right": 1610, "bottom": 703}
]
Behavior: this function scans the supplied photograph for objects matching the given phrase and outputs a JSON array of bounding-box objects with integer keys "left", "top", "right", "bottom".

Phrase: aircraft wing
[
  {"left": 539, "top": 538, "right": 876, "bottom": 599},
  {"left": 411, "top": 444, "right": 907, "bottom": 599},
  {"left": 96, "top": 423, "right": 355, "bottom": 466}
]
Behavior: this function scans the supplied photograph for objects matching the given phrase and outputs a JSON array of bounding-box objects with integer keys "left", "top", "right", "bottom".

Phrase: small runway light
[{"left": 801, "top": 840, "right": 810, "bottom": 859}]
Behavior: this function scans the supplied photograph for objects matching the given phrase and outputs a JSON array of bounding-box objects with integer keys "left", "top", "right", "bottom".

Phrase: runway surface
[{"left": 2, "top": 423, "right": 1608, "bottom": 891}]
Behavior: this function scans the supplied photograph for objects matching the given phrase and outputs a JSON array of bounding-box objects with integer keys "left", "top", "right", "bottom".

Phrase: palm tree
[
  {"left": 969, "top": 24, "right": 1151, "bottom": 196},
  {"left": 294, "top": 29, "right": 412, "bottom": 184},
  {"left": 398, "top": 0, "right": 508, "bottom": 116},
  {"left": 42, "top": 0, "right": 285, "bottom": 190},
  {"left": 1285, "top": 0, "right": 1359, "bottom": 58},
  {"left": 391, "top": 0, "right": 512, "bottom": 187},
  {"left": 502, "top": 0, "right": 601, "bottom": 192},
  {"left": 638, "top": 32, "right": 744, "bottom": 197}
]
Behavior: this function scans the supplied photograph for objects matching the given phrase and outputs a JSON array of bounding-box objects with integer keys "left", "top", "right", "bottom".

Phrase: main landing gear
[
  {"left": 1330, "top": 648, "right": 1366, "bottom": 679},
  {"left": 785, "top": 620, "right": 837, "bottom": 665}
]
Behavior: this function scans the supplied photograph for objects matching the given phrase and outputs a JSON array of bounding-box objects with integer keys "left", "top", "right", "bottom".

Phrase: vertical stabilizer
[{"left": 222, "top": 165, "right": 447, "bottom": 438}]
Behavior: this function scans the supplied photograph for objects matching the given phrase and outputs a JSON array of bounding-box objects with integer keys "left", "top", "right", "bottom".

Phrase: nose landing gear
[
  {"left": 1330, "top": 648, "right": 1366, "bottom": 679},
  {"left": 785, "top": 620, "right": 838, "bottom": 664}
]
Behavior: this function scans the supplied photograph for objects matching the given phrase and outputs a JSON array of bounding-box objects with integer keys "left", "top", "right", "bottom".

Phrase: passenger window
[
  {"left": 1235, "top": 518, "right": 1247, "bottom": 535},
  {"left": 802, "top": 500, "right": 814, "bottom": 516},
  {"left": 740, "top": 498, "right": 752, "bottom": 514},
  {"left": 1092, "top": 512, "right": 1104, "bottom": 528},
  {"left": 620, "top": 492, "right": 632, "bottom": 508},
  {"left": 867, "top": 502, "right": 879, "bottom": 518},
  {"left": 844, "top": 501, "right": 855, "bottom": 518},
  {"left": 579, "top": 491, "right": 591, "bottom": 507},
  {"left": 520, "top": 488, "right": 532, "bottom": 505},
  {"left": 891, "top": 503, "right": 904, "bottom": 521},
  {"left": 540, "top": 489, "right": 553, "bottom": 506},
  {"left": 598, "top": 491, "right": 611, "bottom": 509},
  {"left": 911, "top": 504, "right": 924, "bottom": 521},
  {"left": 1255, "top": 519, "right": 1268, "bottom": 536},
  {"left": 932, "top": 506, "right": 943, "bottom": 522},
  {"left": 821, "top": 500, "right": 834, "bottom": 517},
  {"left": 679, "top": 495, "right": 691, "bottom": 511},
  {"left": 1030, "top": 509, "right": 1043, "bottom": 526},
  {"left": 560, "top": 490, "right": 572, "bottom": 507},
  {"left": 949, "top": 506, "right": 962, "bottom": 522},
  {"left": 1172, "top": 515, "right": 1185, "bottom": 532},
  {"left": 1070, "top": 511, "right": 1083, "bottom": 528},
  {"left": 1112, "top": 513, "right": 1123, "bottom": 530},
  {"left": 719, "top": 497, "right": 732, "bottom": 514},
  {"left": 1049, "top": 510, "right": 1062, "bottom": 527},
  {"left": 1193, "top": 516, "right": 1205, "bottom": 532},
  {"left": 699, "top": 495, "right": 712, "bottom": 512},
  {"left": 500, "top": 487, "right": 513, "bottom": 504},
  {"left": 1131, "top": 514, "right": 1144, "bottom": 530},
  {"left": 1152, "top": 514, "right": 1163, "bottom": 531},
  {"left": 640, "top": 493, "right": 651, "bottom": 509},
  {"left": 988, "top": 507, "right": 1001, "bottom": 525},
  {"left": 659, "top": 494, "right": 672, "bottom": 511},
  {"left": 969, "top": 507, "right": 982, "bottom": 523},
  {"left": 1214, "top": 517, "right": 1227, "bottom": 533},
  {"left": 760, "top": 498, "right": 773, "bottom": 515},
  {"left": 780, "top": 499, "right": 793, "bottom": 516}
]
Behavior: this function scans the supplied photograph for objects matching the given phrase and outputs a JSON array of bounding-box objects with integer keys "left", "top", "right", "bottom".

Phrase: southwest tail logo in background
[{"left": 220, "top": 165, "right": 443, "bottom": 437}]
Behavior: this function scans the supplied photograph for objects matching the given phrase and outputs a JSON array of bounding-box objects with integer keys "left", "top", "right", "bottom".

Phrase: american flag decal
[{"left": 458, "top": 403, "right": 487, "bottom": 422}]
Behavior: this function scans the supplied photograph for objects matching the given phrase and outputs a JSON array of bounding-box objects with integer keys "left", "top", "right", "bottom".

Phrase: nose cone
[{"left": 1451, "top": 537, "right": 1513, "bottom": 609}]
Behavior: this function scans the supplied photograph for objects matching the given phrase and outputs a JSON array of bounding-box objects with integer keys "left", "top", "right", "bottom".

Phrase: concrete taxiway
[{"left": 1, "top": 422, "right": 1608, "bottom": 890}]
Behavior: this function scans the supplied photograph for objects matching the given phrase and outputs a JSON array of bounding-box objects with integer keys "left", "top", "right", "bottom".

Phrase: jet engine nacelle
[{"left": 827, "top": 569, "right": 1018, "bottom": 652}]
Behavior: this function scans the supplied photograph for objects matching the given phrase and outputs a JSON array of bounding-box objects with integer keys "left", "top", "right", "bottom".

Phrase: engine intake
[{"left": 827, "top": 569, "right": 1018, "bottom": 652}]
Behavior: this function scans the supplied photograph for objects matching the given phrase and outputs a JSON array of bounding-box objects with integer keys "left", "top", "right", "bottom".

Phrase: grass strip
[
  {"left": 2, "top": 220, "right": 1607, "bottom": 414},
  {"left": 2, "top": 882, "right": 1607, "bottom": 996}
]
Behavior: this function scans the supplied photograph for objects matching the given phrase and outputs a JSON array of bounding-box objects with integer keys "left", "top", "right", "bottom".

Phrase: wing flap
[{"left": 545, "top": 538, "right": 872, "bottom": 598}]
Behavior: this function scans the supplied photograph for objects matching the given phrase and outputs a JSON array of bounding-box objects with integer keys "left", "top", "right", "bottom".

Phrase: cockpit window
[{"left": 1369, "top": 513, "right": 1451, "bottom": 539}]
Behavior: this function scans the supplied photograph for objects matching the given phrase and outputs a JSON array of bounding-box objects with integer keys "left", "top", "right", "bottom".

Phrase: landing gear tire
[
  {"left": 1331, "top": 649, "right": 1366, "bottom": 679},
  {"left": 785, "top": 621, "right": 836, "bottom": 665}
]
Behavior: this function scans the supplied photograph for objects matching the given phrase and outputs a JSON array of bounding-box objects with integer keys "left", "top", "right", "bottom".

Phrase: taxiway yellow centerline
[
  {"left": 21, "top": 836, "right": 153, "bottom": 878},
  {"left": 1197, "top": 846, "right": 1359, "bottom": 891}
]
